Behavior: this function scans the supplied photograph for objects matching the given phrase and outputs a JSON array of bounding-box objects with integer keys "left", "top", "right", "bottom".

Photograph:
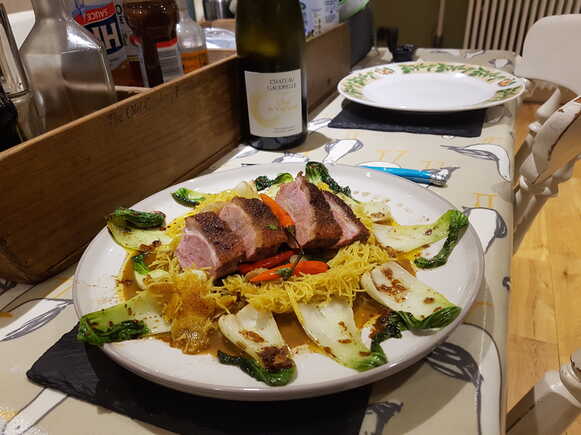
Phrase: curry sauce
[{"left": 118, "top": 257, "right": 412, "bottom": 356}]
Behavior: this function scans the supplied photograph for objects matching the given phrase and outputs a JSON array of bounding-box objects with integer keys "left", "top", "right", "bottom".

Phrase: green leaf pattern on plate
[
  {"left": 340, "top": 67, "right": 394, "bottom": 100},
  {"left": 341, "top": 62, "right": 521, "bottom": 105},
  {"left": 398, "top": 62, "right": 508, "bottom": 83},
  {"left": 486, "top": 85, "right": 523, "bottom": 102}
]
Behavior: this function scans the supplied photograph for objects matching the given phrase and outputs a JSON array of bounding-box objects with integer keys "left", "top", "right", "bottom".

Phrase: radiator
[{"left": 463, "top": 0, "right": 581, "bottom": 53}]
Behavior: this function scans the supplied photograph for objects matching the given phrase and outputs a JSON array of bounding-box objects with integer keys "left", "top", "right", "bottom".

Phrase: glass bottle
[
  {"left": 0, "top": 4, "right": 43, "bottom": 139},
  {"left": 237, "top": 0, "right": 308, "bottom": 151},
  {"left": 72, "top": 0, "right": 142, "bottom": 86},
  {"left": 20, "top": 0, "right": 117, "bottom": 132},
  {"left": 115, "top": 0, "right": 145, "bottom": 87},
  {"left": 176, "top": 0, "right": 208, "bottom": 73},
  {"left": 123, "top": 0, "right": 184, "bottom": 87}
]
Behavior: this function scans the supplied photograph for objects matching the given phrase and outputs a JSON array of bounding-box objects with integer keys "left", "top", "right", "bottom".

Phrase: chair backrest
[
  {"left": 515, "top": 14, "right": 581, "bottom": 94},
  {"left": 513, "top": 14, "right": 581, "bottom": 251},
  {"left": 520, "top": 98, "right": 581, "bottom": 185},
  {"left": 514, "top": 97, "right": 581, "bottom": 251}
]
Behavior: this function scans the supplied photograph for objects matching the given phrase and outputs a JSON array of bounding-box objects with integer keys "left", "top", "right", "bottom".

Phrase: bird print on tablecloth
[
  {"left": 465, "top": 49, "right": 486, "bottom": 59},
  {"left": 463, "top": 207, "right": 508, "bottom": 253},
  {"left": 271, "top": 138, "right": 366, "bottom": 165},
  {"left": 359, "top": 401, "right": 404, "bottom": 435},
  {"left": 427, "top": 342, "right": 485, "bottom": 435},
  {"left": 426, "top": 49, "right": 485, "bottom": 60},
  {"left": 272, "top": 153, "right": 309, "bottom": 164},
  {"left": 308, "top": 118, "right": 331, "bottom": 133},
  {"left": 441, "top": 143, "right": 511, "bottom": 182},
  {"left": 233, "top": 145, "right": 260, "bottom": 160},
  {"left": 426, "top": 322, "right": 503, "bottom": 435},
  {"left": 323, "top": 139, "right": 364, "bottom": 163},
  {"left": 488, "top": 58, "right": 513, "bottom": 70},
  {"left": 0, "top": 298, "right": 72, "bottom": 342}
]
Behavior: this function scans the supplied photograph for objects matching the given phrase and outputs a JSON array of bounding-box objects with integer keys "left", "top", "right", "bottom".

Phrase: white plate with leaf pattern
[
  {"left": 73, "top": 164, "right": 484, "bottom": 401},
  {"left": 338, "top": 61, "right": 525, "bottom": 112}
]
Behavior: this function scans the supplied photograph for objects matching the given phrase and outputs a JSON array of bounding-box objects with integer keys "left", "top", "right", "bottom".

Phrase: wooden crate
[
  {"left": 0, "top": 23, "right": 351, "bottom": 283},
  {"left": 306, "top": 23, "right": 351, "bottom": 109}
]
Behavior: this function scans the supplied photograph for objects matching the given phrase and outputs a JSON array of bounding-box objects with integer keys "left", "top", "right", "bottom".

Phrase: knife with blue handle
[{"left": 361, "top": 166, "right": 449, "bottom": 186}]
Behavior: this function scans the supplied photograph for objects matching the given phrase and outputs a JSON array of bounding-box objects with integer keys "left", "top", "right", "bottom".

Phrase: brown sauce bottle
[{"left": 123, "top": 0, "right": 184, "bottom": 87}]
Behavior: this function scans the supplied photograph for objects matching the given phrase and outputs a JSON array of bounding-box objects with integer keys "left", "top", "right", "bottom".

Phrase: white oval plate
[
  {"left": 338, "top": 61, "right": 525, "bottom": 112},
  {"left": 73, "top": 164, "right": 484, "bottom": 401}
]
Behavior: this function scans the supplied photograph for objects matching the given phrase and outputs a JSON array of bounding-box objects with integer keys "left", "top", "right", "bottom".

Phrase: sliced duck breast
[
  {"left": 219, "top": 197, "right": 288, "bottom": 261},
  {"left": 321, "top": 190, "right": 369, "bottom": 247},
  {"left": 275, "top": 175, "right": 341, "bottom": 249},
  {"left": 176, "top": 212, "right": 244, "bottom": 278}
]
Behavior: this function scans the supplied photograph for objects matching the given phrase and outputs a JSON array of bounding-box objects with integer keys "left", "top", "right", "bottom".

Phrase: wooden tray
[{"left": 0, "top": 23, "right": 351, "bottom": 283}]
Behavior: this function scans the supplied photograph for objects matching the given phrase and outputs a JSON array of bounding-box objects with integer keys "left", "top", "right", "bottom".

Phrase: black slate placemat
[
  {"left": 328, "top": 102, "right": 486, "bottom": 137},
  {"left": 27, "top": 326, "right": 371, "bottom": 435}
]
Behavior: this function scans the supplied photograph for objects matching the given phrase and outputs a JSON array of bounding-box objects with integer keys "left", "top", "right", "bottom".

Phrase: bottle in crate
[
  {"left": 72, "top": 0, "right": 142, "bottom": 86},
  {"left": 305, "top": 0, "right": 339, "bottom": 36},
  {"left": 115, "top": 0, "right": 145, "bottom": 86},
  {"left": 122, "top": 0, "right": 185, "bottom": 87},
  {"left": 176, "top": 0, "right": 208, "bottom": 73},
  {"left": 299, "top": 0, "right": 315, "bottom": 37},
  {"left": 20, "top": 0, "right": 116, "bottom": 131},
  {"left": 0, "top": 3, "right": 44, "bottom": 139}
]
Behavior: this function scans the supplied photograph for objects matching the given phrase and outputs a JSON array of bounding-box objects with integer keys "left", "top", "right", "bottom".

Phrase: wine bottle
[{"left": 236, "top": 0, "right": 308, "bottom": 151}]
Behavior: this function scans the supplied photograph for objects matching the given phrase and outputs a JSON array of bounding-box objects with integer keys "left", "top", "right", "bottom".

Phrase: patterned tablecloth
[{"left": 0, "top": 48, "right": 517, "bottom": 435}]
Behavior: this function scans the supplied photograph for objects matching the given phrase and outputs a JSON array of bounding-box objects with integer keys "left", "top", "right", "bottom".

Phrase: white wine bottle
[{"left": 236, "top": 0, "right": 308, "bottom": 151}]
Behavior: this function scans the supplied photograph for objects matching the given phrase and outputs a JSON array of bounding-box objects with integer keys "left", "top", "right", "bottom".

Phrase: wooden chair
[
  {"left": 513, "top": 14, "right": 581, "bottom": 251},
  {"left": 509, "top": 15, "right": 581, "bottom": 435}
]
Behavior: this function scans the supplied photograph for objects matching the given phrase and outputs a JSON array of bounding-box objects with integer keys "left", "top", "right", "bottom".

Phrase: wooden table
[{"left": 0, "top": 48, "right": 516, "bottom": 435}]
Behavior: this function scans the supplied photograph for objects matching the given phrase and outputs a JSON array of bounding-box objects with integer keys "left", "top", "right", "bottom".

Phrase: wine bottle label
[{"left": 244, "top": 70, "right": 302, "bottom": 138}]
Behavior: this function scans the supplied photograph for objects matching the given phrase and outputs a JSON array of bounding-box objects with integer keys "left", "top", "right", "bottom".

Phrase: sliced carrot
[
  {"left": 259, "top": 194, "right": 294, "bottom": 229},
  {"left": 248, "top": 263, "right": 293, "bottom": 283},
  {"left": 249, "top": 261, "right": 329, "bottom": 283},
  {"left": 295, "top": 261, "right": 329, "bottom": 275},
  {"left": 239, "top": 250, "right": 296, "bottom": 275}
]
